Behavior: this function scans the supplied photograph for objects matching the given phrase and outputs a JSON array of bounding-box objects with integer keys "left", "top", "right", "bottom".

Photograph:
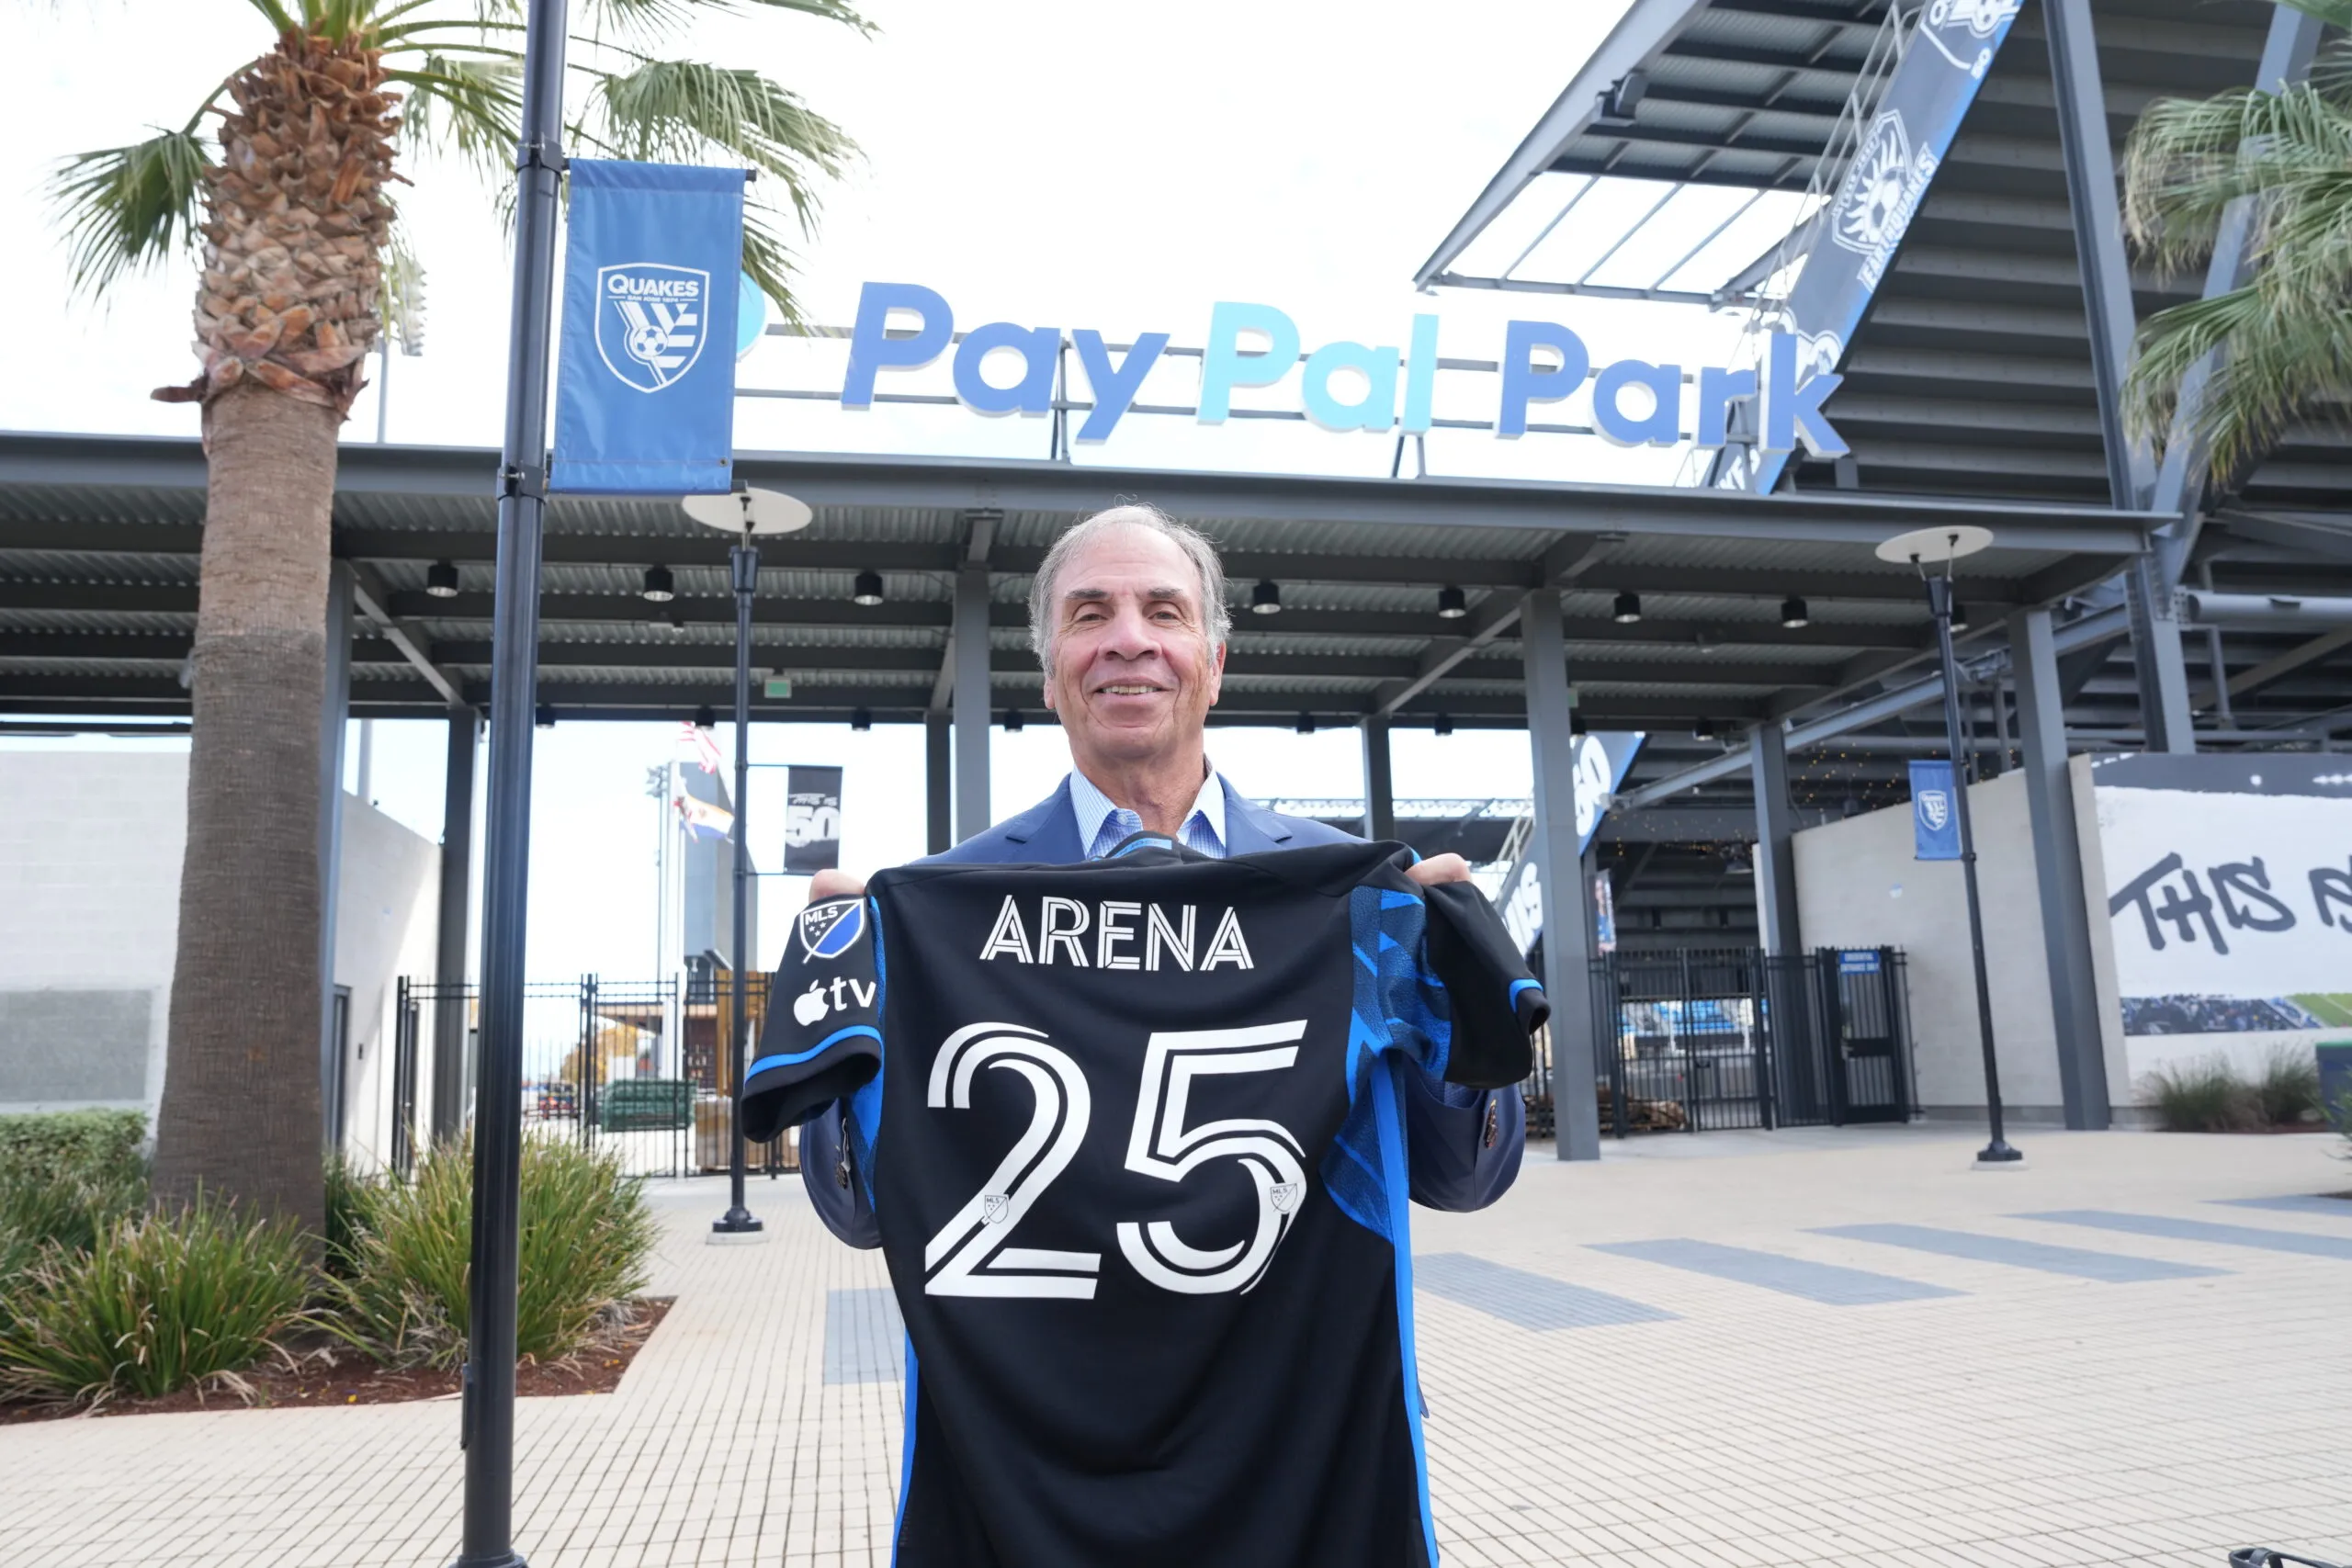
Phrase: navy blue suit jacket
[{"left": 797, "top": 779, "right": 1528, "bottom": 1247}]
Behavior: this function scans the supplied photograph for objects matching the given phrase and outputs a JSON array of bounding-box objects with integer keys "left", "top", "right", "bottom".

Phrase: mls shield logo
[
  {"left": 596, "top": 262, "right": 708, "bottom": 392},
  {"left": 797, "top": 898, "right": 866, "bottom": 960},
  {"left": 980, "top": 1192, "right": 1010, "bottom": 1226},
  {"left": 1917, "top": 790, "right": 1951, "bottom": 832},
  {"left": 1268, "top": 1182, "right": 1301, "bottom": 1215}
]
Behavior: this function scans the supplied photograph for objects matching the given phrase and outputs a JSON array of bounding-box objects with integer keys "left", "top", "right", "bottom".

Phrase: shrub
[
  {"left": 0, "top": 1198, "right": 311, "bottom": 1407},
  {"left": 2251, "top": 1043, "right": 2322, "bottom": 1126},
  {"left": 2144, "top": 1055, "right": 2257, "bottom": 1133},
  {"left": 0, "top": 1109, "right": 146, "bottom": 1191},
  {"left": 321, "top": 1152, "right": 378, "bottom": 1280},
  {"left": 327, "top": 1135, "right": 655, "bottom": 1370}
]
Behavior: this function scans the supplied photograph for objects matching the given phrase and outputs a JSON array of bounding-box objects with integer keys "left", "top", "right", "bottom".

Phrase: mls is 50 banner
[
  {"left": 551, "top": 160, "right": 747, "bottom": 495},
  {"left": 783, "top": 765, "right": 843, "bottom": 874}
]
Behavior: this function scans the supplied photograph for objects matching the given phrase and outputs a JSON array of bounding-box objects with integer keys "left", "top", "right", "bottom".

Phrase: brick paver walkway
[{"left": 5, "top": 1125, "right": 2347, "bottom": 1567}]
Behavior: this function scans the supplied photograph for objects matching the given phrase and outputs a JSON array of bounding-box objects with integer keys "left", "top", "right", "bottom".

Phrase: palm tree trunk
[{"left": 153, "top": 384, "right": 339, "bottom": 1237}]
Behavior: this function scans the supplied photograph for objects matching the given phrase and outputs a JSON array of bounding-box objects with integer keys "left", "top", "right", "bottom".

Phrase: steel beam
[
  {"left": 431, "top": 706, "right": 478, "bottom": 1141},
  {"left": 953, "top": 559, "right": 992, "bottom": 842},
  {"left": 348, "top": 559, "right": 466, "bottom": 708},
  {"left": 1747, "top": 723, "right": 1802, "bottom": 958},
  {"left": 1361, "top": 716, "right": 1395, "bottom": 841},
  {"left": 2008, "top": 607, "right": 2110, "bottom": 1130},
  {"left": 925, "top": 715, "right": 952, "bottom": 855},
  {"left": 1521, "top": 590, "right": 1600, "bottom": 1161}
]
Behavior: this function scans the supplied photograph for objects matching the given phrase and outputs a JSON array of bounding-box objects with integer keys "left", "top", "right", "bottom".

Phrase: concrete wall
[
  {"left": 1792, "top": 771, "right": 2072, "bottom": 1122},
  {"left": 0, "top": 750, "right": 440, "bottom": 1166}
]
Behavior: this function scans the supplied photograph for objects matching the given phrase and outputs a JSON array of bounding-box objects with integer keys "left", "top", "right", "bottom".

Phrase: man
[{"left": 794, "top": 502, "right": 1525, "bottom": 1239}]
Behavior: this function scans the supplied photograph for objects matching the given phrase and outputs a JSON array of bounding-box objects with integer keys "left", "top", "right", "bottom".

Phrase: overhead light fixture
[
  {"left": 1436, "top": 586, "right": 1467, "bottom": 619},
  {"left": 667, "top": 614, "right": 687, "bottom": 635},
  {"left": 1951, "top": 599, "right": 1970, "bottom": 628},
  {"left": 425, "top": 559, "right": 459, "bottom": 599},
  {"left": 850, "top": 707, "right": 872, "bottom": 733},
  {"left": 694, "top": 705, "right": 716, "bottom": 730},
  {"left": 641, "top": 565, "right": 675, "bottom": 604},
  {"left": 535, "top": 705, "right": 556, "bottom": 729},
  {"left": 1295, "top": 712, "right": 1315, "bottom": 734},
  {"left": 852, "top": 570, "right": 885, "bottom": 607},
  {"left": 1601, "top": 69, "right": 1648, "bottom": 122},
  {"left": 1612, "top": 591, "right": 1642, "bottom": 624},
  {"left": 1570, "top": 712, "right": 1588, "bottom": 735},
  {"left": 1000, "top": 708, "right": 1024, "bottom": 732},
  {"left": 1433, "top": 714, "right": 1453, "bottom": 737},
  {"left": 1781, "top": 594, "right": 1809, "bottom": 629},
  {"left": 1251, "top": 580, "right": 1283, "bottom": 615},
  {"left": 1692, "top": 716, "right": 1716, "bottom": 740}
]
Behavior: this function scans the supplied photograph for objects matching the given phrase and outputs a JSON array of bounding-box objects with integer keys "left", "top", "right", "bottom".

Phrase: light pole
[
  {"left": 1876, "top": 525, "right": 2022, "bottom": 1168},
  {"left": 458, "top": 1, "right": 565, "bottom": 1563},
  {"left": 684, "top": 487, "right": 811, "bottom": 1233}
]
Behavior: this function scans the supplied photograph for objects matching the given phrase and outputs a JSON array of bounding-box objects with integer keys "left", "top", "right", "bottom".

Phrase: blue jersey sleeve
[
  {"left": 1361, "top": 880, "right": 1546, "bottom": 1091},
  {"left": 741, "top": 895, "right": 884, "bottom": 1144}
]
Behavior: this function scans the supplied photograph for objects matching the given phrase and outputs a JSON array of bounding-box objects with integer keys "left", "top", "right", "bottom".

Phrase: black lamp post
[
  {"left": 458, "top": 2, "right": 565, "bottom": 1564},
  {"left": 1878, "top": 525, "right": 2021, "bottom": 1168},
  {"left": 684, "top": 486, "right": 811, "bottom": 1232}
]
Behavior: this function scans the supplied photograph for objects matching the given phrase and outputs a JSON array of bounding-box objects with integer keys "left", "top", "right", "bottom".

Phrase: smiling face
[{"left": 1041, "top": 523, "right": 1226, "bottom": 776}]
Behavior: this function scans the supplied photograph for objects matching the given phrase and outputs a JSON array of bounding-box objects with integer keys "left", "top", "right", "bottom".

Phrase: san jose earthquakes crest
[{"left": 595, "top": 262, "right": 708, "bottom": 392}]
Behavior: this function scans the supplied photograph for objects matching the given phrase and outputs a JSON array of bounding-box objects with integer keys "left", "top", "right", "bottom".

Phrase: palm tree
[
  {"left": 45, "top": 0, "right": 865, "bottom": 1235},
  {"left": 2120, "top": 0, "right": 2352, "bottom": 485}
]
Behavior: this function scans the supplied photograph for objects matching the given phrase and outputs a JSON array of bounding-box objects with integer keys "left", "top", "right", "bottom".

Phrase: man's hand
[
  {"left": 1405, "top": 853, "right": 1471, "bottom": 887},
  {"left": 809, "top": 869, "right": 867, "bottom": 901}
]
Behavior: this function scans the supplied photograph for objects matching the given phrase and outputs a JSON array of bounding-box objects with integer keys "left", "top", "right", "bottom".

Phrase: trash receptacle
[{"left": 2318, "top": 1042, "right": 2352, "bottom": 1130}]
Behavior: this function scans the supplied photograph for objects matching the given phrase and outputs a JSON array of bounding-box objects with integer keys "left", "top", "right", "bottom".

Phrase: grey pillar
[
  {"left": 2009, "top": 608, "right": 2111, "bottom": 1129},
  {"left": 1748, "top": 722, "right": 1803, "bottom": 958},
  {"left": 1361, "top": 716, "right": 1396, "bottom": 841},
  {"left": 319, "top": 561, "right": 353, "bottom": 1150},
  {"left": 2045, "top": 0, "right": 2195, "bottom": 752},
  {"left": 1521, "top": 590, "right": 1600, "bottom": 1160},
  {"left": 925, "top": 714, "right": 952, "bottom": 855},
  {"left": 431, "top": 705, "right": 478, "bottom": 1141},
  {"left": 953, "top": 564, "right": 991, "bottom": 841}
]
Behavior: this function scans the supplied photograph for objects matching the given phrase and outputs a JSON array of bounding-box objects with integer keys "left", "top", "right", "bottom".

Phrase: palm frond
[
  {"left": 387, "top": 56, "right": 523, "bottom": 186},
  {"left": 45, "top": 130, "right": 214, "bottom": 298},
  {"left": 2122, "top": 81, "right": 2352, "bottom": 274},
  {"left": 575, "top": 55, "right": 857, "bottom": 314},
  {"left": 2123, "top": 284, "right": 2352, "bottom": 475},
  {"left": 379, "top": 221, "right": 428, "bottom": 352}
]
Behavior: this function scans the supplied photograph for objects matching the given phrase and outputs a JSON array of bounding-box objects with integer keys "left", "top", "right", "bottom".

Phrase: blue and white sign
[
  {"left": 1498, "top": 731, "right": 1647, "bottom": 956},
  {"left": 1839, "top": 949, "right": 1883, "bottom": 976},
  {"left": 552, "top": 160, "right": 748, "bottom": 495},
  {"left": 1716, "top": 0, "right": 2022, "bottom": 493},
  {"left": 836, "top": 281, "right": 1849, "bottom": 458},
  {"left": 1909, "top": 760, "right": 1962, "bottom": 862}
]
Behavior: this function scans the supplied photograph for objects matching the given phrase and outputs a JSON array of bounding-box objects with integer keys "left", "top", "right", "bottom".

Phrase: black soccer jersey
[{"left": 743, "top": 836, "right": 1547, "bottom": 1568}]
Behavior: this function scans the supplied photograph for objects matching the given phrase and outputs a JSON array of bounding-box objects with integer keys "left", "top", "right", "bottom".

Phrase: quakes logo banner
[
  {"left": 552, "top": 159, "right": 748, "bottom": 495},
  {"left": 1715, "top": 0, "right": 2021, "bottom": 495}
]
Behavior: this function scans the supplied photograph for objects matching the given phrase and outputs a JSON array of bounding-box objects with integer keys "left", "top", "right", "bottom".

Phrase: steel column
[
  {"left": 1747, "top": 723, "right": 1803, "bottom": 958},
  {"left": 2045, "top": 0, "right": 2193, "bottom": 750},
  {"left": 1361, "top": 716, "right": 1396, "bottom": 841},
  {"left": 2008, "top": 608, "right": 2111, "bottom": 1129},
  {"left": 432, "top": 706, "right": 478, "bottom": 1142},
  {"left": 457, "top": 2, "right": 566, "bottom": 1562},
  {"left": 319, "top": 560, "right": 352, "bottom": 1149},
  {"left": 1521, "top": 591, "right": 1600, "bottom": 1160},
  {"left": 924, "top": 714, "right": 952, "bottom": 855},
  {"left": 953, "top": 563, "right": 991, "bottom": 840}
]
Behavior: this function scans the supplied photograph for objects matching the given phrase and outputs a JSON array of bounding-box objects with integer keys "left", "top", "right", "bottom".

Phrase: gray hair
[{"left": 1026, "top": 502, "right": 1233, "bottom": 674}]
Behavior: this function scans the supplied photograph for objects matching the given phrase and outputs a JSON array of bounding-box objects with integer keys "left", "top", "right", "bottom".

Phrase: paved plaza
[{"left": 4, "top": 1124, "right": 2347, "bottom": 1567}]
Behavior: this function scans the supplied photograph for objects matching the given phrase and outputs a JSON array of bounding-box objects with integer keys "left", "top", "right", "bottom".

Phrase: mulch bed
[{"left": 0, "top": 1296, "right": 673, "bottom": 1425}]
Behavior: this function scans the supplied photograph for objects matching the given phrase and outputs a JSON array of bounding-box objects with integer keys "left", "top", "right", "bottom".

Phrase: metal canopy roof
[
  {"left": 1419, "top": 0, "right": 2352, "bottom": 746},
  {"left": 0, "top": 432, "right": 2147, "bottom": 746}
]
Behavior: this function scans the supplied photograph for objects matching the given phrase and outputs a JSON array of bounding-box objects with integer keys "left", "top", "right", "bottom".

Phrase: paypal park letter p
[{"left": 551, "top": 160, "right": 748, "bottom": 495}]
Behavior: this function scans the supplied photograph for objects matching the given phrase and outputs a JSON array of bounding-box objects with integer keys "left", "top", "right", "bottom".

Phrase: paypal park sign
[{"left": 838, "top": 282, "right": 1848, "bottom": 459}]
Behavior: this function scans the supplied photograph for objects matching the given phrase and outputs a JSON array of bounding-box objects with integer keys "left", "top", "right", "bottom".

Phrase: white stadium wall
[
  {"left": 1792, "top": 771, "right": 2075, "bottom": 1122},
  {"left": 0, "top": 749, "right": 442, "bottom": 1166}
]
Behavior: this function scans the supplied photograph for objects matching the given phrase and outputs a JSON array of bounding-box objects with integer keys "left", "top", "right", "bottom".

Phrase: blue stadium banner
[
  {"left": 1909, "top": 760, "right": 1962, "bottom": 862},
  {"left": 551, "top": 160, "right": 748, "bottom": 495},
  {"left": 1719, "top": 0, "right": 2024, "bottom": 494}
]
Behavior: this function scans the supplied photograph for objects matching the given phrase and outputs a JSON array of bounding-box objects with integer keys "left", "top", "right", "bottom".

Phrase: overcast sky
[{"left": 0, "top": 0, "right": 1773, "bottom": 980}]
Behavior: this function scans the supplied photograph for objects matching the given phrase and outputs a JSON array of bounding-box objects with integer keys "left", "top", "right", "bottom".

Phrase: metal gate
[
  {"left": 390, "top": 973, "right": 799, "bottom": 1179},
  {"left": 1578, "top": 946, "right": 1914, "bottom": 1136}
]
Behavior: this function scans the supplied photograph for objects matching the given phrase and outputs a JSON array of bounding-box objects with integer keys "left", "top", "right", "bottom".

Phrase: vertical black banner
[{"left": 784, "top": 764, "right": 843, "bottom": 874}]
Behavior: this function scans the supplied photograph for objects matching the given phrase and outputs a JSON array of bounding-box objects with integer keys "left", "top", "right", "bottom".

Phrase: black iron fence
[
  {"left": 390, "top": 973, "right": 801, "bottom": 1181},
  {"left": 1532, "top": 946, "right": 1915, "bottom": 1138}
]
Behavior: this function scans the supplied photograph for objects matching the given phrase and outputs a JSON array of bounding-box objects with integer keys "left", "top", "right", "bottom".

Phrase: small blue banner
[
  {"left": 1839, "top": 949, "right": 1882, "bottom": 976},
  {"left": 552, "top": 160, "right": 748, "bottom": 495},
  {"left": 1909, "top": 760, "right": 1962, "bottom": 862}
]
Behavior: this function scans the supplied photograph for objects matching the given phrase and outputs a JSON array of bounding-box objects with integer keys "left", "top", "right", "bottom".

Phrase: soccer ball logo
[
  {"left": 1917, "top": 790, "right": 1951, "bottom": 832},
  {"left": 594, "top": 262, "right": 709, "bottom": 393}
]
